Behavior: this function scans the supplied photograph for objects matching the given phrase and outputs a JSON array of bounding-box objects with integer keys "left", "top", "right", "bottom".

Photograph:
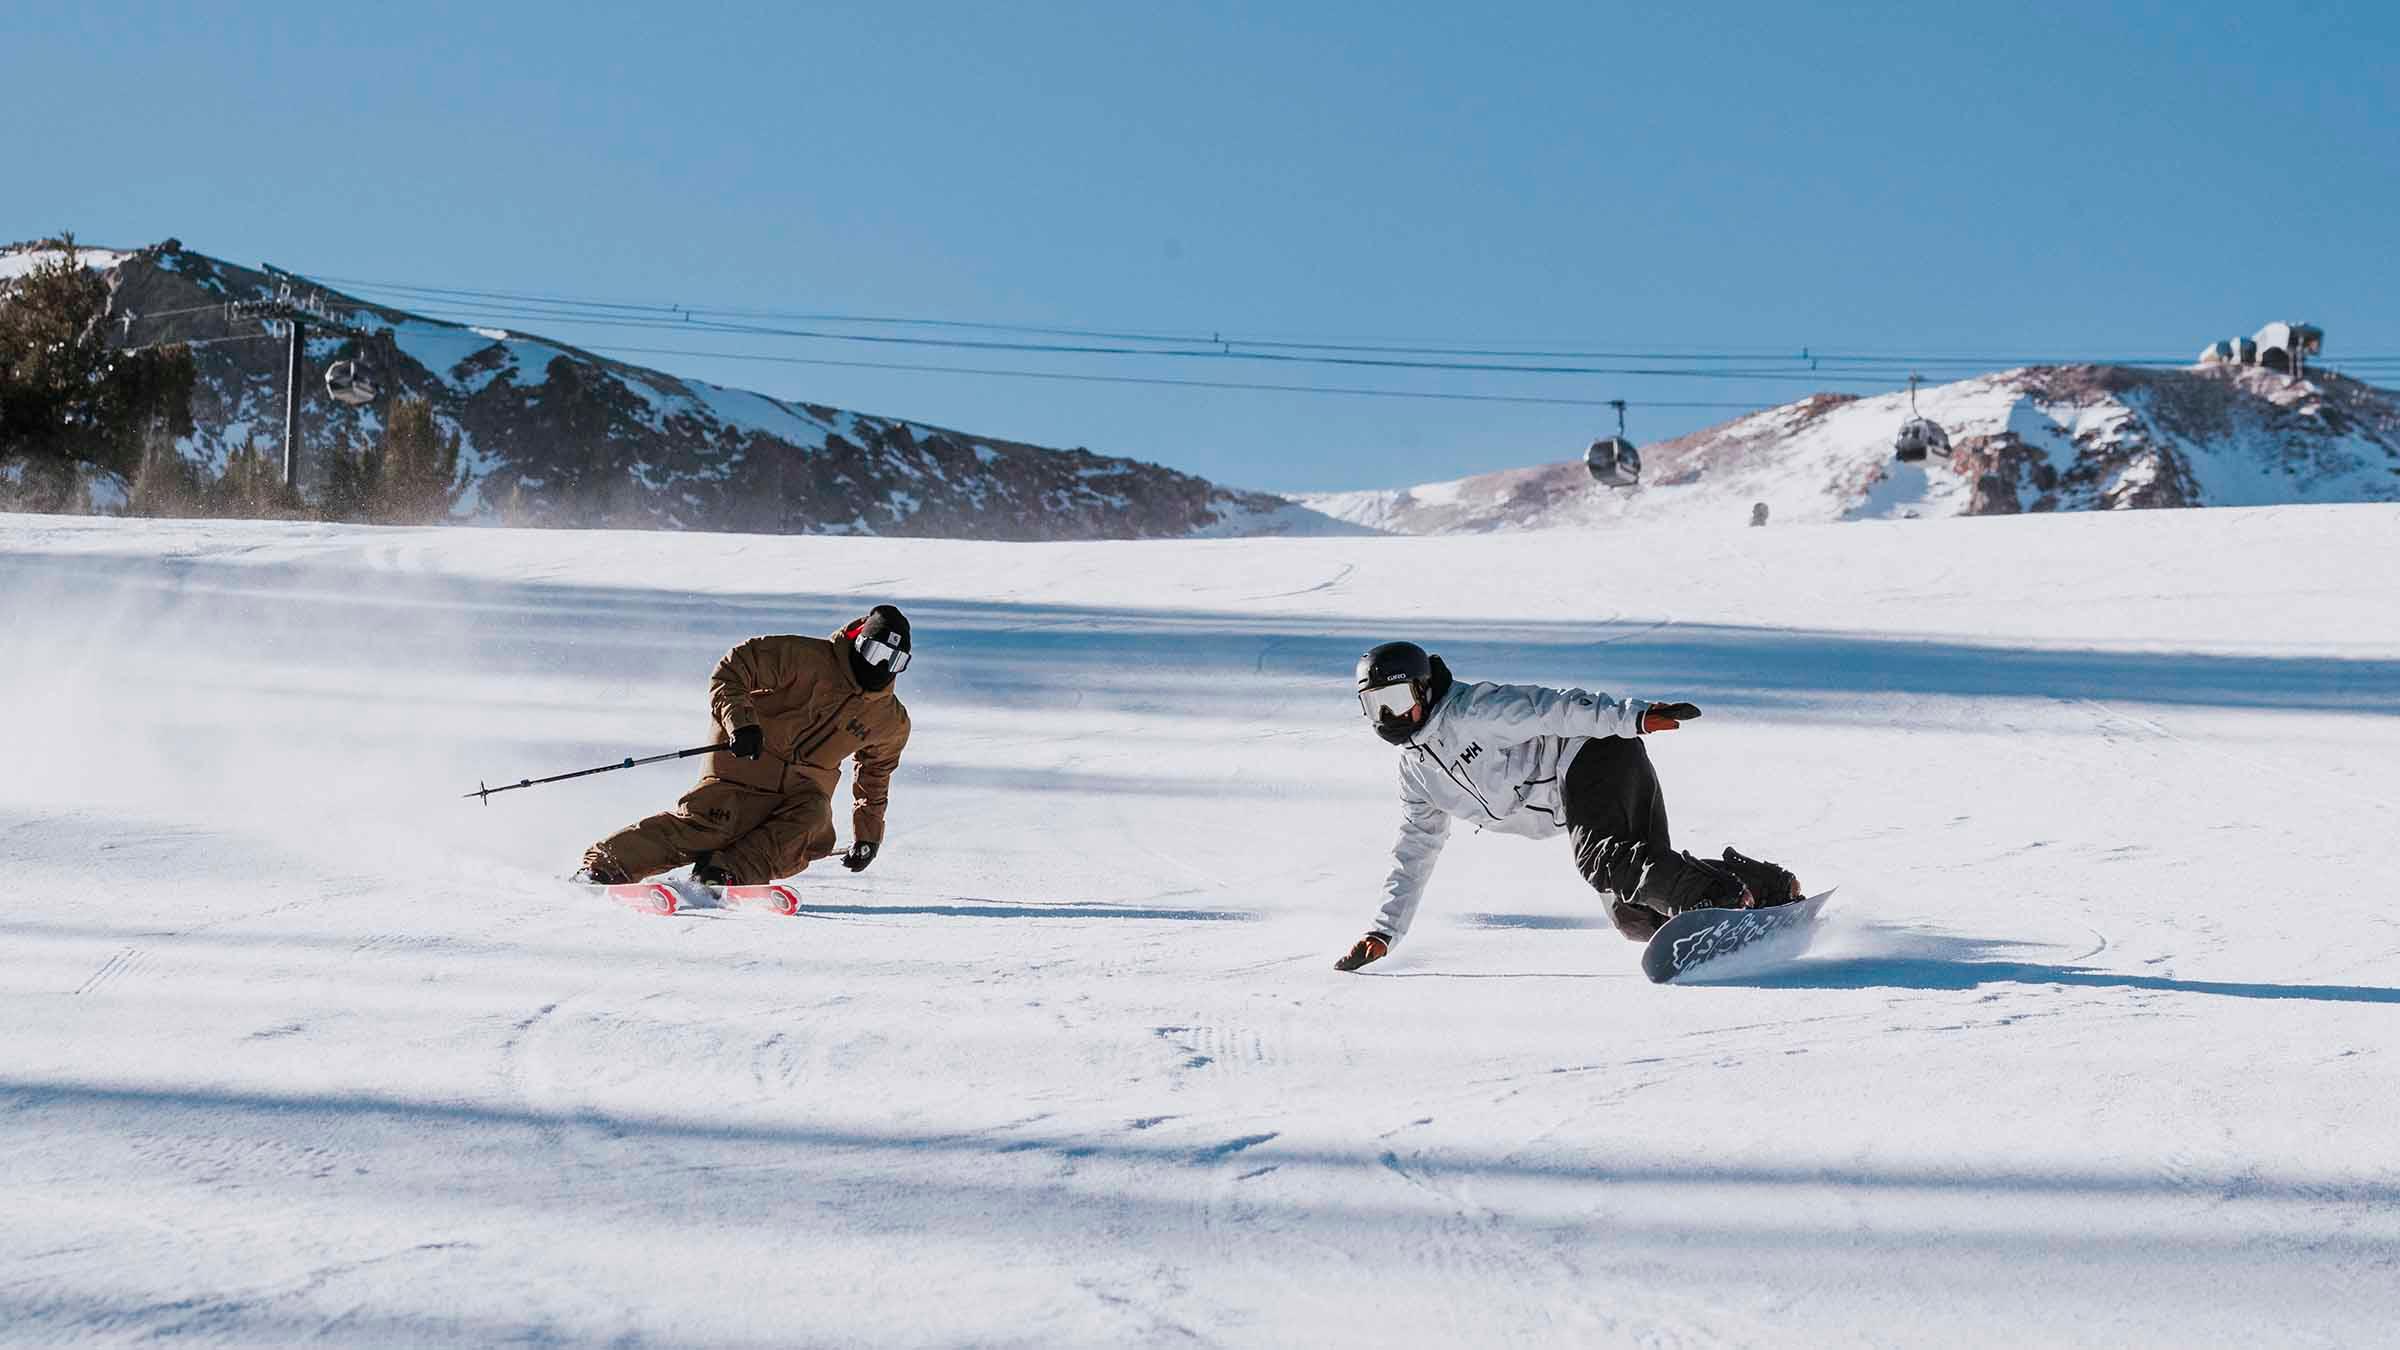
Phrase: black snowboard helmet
[
  {"left": 1356, "top": 640, "right": 1436, "bottom": 745},
  {"left": 840, "top": 604, "right": 912, "bottom": 693}
]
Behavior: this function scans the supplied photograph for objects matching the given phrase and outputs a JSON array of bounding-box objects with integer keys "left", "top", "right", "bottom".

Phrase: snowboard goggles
[
  {"left": 1357, "top": 682, "right": 1420, "bottom": 721},
  {"left": 857, "top": 633, "right": 912, "bottom": 673}
]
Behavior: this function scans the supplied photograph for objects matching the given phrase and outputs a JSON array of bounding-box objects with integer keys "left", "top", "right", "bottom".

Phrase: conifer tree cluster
[
  {"left": 0, "top": 233, "right": 196, "bottom": 510},
  {"left": 321, "top": 397, "right": 468, "bottom": 524},
  {"left": 3, "top": 233, "right": 465, "bottom": 523}
]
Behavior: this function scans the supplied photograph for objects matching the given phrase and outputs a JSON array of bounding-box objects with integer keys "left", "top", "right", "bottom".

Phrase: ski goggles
[
  {"left": 857, "top": 634, "right": 912, "bottom": 673},
  {"left": 1358, "top": 682, "right": 1420, "bottom": 721}
]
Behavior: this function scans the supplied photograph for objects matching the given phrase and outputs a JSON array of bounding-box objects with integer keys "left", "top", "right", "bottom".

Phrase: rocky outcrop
[{"left": 1302, "top": 364, "right": 2400, "bottom": 533}]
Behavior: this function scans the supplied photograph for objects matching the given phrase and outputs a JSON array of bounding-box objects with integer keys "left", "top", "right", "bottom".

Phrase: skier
[
  {"left": 575, "top": 606, "right": 913, "bottom": 888},
  {"left": 1335, "top": 641, "right": 1800, "bottom": 972}
]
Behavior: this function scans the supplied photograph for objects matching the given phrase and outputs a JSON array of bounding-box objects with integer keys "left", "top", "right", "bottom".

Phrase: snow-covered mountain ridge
[
  {"left": 1, "top": 239, "right": 1354, "bottom": 540},
  {"left": 1303, "top": 363, "right": 2400, "bottom": 533}
]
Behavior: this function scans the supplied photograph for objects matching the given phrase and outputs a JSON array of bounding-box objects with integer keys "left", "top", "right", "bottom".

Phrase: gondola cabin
[
  {"left": 1892, "top": 373, "right": 1950, "bottom": 463},
  {"left": 1585, "top": 436, "right": 1641, "bottom": 488},
  {"left": 325, "top": 359, "right": 379, "bottom": 408},
  {"left": 1893, "top": 416, "right": 1950, "bottom": 463}
]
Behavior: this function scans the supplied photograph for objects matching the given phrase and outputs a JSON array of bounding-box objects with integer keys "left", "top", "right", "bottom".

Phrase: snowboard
[{"left": 1641, "top": 888, "right": 1835, "bottom": 984}]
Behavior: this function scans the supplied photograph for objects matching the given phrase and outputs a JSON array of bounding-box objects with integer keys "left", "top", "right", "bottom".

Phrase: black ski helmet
[
  {"left": 1355, "top": 640, "right": 1435, "bottom": 745},
  {"left": 841, "top": 604, "right": 912, "bottom": 692}
]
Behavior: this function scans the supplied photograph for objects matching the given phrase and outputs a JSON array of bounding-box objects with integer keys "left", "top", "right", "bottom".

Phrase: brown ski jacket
[{"left": 700, "top": 631, "right": 911, "bottom": 844}]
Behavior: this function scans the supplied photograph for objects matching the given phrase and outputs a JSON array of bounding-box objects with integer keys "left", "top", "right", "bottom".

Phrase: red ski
[
  {"left": 721, "top": 883, "right": 801, "bottom": 915},
  {"left": 601, "top": 881, "right": 681, "bottom": 916}
]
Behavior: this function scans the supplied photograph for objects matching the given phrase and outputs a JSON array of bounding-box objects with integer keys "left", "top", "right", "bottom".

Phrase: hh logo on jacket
[{"left": 1457, "top": 743, "right": 1483, "bottom": 765}]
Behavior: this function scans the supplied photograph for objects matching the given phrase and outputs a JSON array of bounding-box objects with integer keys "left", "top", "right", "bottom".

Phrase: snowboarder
[
  {"left": 1335, "top": 641, "right": 1800, "bottom": 971},
  {"left": 575, "top": 606, "right": 913, "bottom": 887}
]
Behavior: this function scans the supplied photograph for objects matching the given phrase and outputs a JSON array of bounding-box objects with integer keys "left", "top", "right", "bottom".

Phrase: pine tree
[
  {"left": 372, "top": 397, "right": 466, "bottom": 524},
  {"left": 0, "top": 232, "right": 195, "bottom": 508},
  {"left": 316, "top": 424, "right": 381, "bottom": 523},
  {"left": 126, "top": 421, "right": 207, "bottom": 517},
  {"left": 212, "top": 439, "right": 303, "bottom": 518}
]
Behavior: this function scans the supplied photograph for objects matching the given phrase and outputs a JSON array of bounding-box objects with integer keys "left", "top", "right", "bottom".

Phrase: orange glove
[
  {"left": 1335, "top": 932, "right": 1391, "bottom": 972},
  {"left": 1642, "top": 701, "right": 1702, "bottom": 734}
]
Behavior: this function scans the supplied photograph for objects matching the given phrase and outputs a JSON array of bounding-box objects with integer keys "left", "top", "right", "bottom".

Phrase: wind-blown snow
[{"left": 3, "top": 505, "right": 2397, "bottom": 1346}]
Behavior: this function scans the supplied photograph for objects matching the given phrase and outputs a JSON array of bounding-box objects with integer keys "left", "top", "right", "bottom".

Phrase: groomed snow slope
[{"left": 4, "top": 507, "right": 2398, "bottom": 1347}]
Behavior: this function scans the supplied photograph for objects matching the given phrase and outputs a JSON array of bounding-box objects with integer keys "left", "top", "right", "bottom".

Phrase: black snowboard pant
[{"left": 1562, "top": 737, "right": 1742, "bottom": 941}]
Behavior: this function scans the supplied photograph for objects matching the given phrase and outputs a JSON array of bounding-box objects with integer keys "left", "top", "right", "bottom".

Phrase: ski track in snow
[{"left": 3, "top": 507, "right": 2399, "bottom": 1347}]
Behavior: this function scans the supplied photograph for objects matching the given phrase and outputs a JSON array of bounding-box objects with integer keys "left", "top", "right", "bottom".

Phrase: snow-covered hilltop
[
  {"left": 1303, "top": 364, "right": 2400, "bottom": 533},
  {"left": 17, "top": 238, "right": 2396, "bottom": 541},
  {"left": 2, "top": 239, "right": 1356, "bottom": 540}
]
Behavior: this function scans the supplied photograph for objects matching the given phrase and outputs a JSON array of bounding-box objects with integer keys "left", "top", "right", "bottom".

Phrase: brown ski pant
[{"left": 584, "top": 778, "right": 837, "bottom": 885}]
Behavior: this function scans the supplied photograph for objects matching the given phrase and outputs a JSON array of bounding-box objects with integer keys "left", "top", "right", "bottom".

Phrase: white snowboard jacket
[{"left": 1372, "top": 677, "right": 1651, "bottom": 942}]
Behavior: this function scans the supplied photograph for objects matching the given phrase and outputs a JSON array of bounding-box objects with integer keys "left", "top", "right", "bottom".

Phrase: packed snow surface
[{"left": 4, "top": 506, "right": 2398, "bottom": 1347}]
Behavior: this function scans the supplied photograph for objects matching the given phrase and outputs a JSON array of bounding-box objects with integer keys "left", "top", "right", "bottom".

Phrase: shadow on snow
[{"left": 10, "top": 551, "right": 2400, "bottom": 720}]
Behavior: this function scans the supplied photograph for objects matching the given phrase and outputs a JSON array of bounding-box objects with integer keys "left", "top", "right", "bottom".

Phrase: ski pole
[{"left": 463, "top": 743, "right": 730, "bottom": 805}]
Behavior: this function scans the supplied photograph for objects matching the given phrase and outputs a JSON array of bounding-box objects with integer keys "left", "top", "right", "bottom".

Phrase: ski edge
[
  {"left": 601, "top": 882, "right": 680, "bottom": 916},
  {"left": 722, "top": 883, "right": 802, "bottom": 915}
]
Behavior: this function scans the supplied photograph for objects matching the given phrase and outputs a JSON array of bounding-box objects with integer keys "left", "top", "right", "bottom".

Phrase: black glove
[
  {"left": 1642, "top": 701, "right": 1702, "bottom": 734},
  {"left": 729, "top": 725, "right": 764, "bottom": 760},
  {"left": 841, "top": 839, "right": 879, "bottom": 872}
]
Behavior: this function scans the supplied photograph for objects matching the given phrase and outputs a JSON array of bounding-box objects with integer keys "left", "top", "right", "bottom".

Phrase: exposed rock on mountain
[
  {"left": 1302, "top": 364, "right": 2400, "bottom": 533},
  {"left": 2, "top": 239, "right": 1355, "bottom": 539}
]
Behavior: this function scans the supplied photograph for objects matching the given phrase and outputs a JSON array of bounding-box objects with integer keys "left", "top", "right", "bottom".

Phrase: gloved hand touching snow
[
  {"left": 1334, "top": 932, "right": 1391, "bottom": 972},
  {"left": 1641, "top": 702, "right": 1701, "bottom": 734},
  {"left": 841, "top": 840, "right": 879, "bottom": 872}
]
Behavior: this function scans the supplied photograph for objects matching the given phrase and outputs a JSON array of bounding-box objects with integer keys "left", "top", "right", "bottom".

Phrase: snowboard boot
[
  {"left": 1335, "top": 932, "right": 1392, "bottom": 972},
  {"left": 1609, "top": 900, "right": 1665, "bottom": 942},
  {"left": 1629, "top": 849, "right": 1748, "bottom": 918},
  {"left": 1719, "top": 847, "right": 1800, "bottom": 908},
  {"left": 690, "top": 854, "right": 735, "bottom": 888},
  {"left": 573, "top": 857, "right": 632, "bottom": 886}
]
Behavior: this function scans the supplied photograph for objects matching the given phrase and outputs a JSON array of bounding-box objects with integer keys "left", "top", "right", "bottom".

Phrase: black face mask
[{"left": 846, "top": 642, "right": 894, "bottom": 692}]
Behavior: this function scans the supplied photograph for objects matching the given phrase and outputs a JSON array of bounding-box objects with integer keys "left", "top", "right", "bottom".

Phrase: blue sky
[{"left": 7, "top": 1, "right": 2395, "bottom": 492}]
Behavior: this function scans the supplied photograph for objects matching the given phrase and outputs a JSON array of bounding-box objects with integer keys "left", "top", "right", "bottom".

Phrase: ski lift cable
[
  {"left": 338, "top": 309, "right": 1838, "bottom": 408},
  {"left": 53, "top": 263, "right": 2382, "bottom": 371},
  {"left": 114, "top": 300, "right": 245, "bottom": 323},
  {"left": 114, "top": 332, "right": 285, "bottom": 355},
  {"left": 290, "top": 303, "right": 1915, "bottom": 405},
  {"left": 370, "top": 317, "right": 1880, "bottom": 408},
  {"left": 298, "top": 272, "right": 2363, "bottom": 371},
  {"left": 317, "top": 296, "right": 1918, "bottom": 384},
  {"left": 321, "top": 277, "right": 1850, "bottom": 362},
  {"left": 347, "top": 282, "right": 2285, "bottom": 369},
  {"left": 573, "top": 342, "right": 1828, "bottom": 410},
  {"left": 403, "top": 296, "right": 2348, "bottom": 378}
]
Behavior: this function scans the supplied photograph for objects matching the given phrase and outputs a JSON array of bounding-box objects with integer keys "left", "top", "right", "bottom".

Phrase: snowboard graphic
[
  {"left": 1641, "top": 888, "right": 1835, "bottom": 984},
  {"left": 590, "top": 878, "right": 801, "bottom": 916},
  {"left": 598, "top": 881, "right": 684, "bottom": 915}
]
